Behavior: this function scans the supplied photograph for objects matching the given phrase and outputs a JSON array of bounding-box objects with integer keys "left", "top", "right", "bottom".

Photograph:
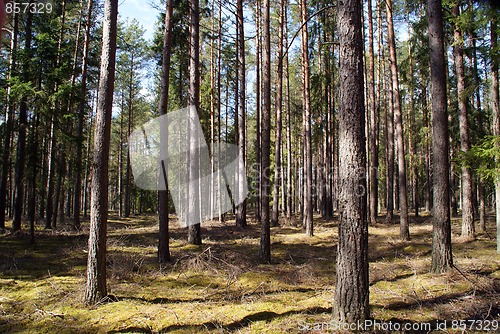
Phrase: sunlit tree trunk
[
  {"left": 427, "top": 0, "right": 453, "bottom": 273},
  {"left": 187, "top": 0, "right": 202, "bottom": 245},
  {"left": 333, "top": 0, "right": 369, "bottom": 322},
  {"left": 387, "top": 0, "right": 409, "bottom": 240},
  {"left": 453, "top": 3, "right": 474, "bottom": 240},
  {"left": 158, "top": 0, "right": 174, "bottom": 263},
  {"left": 236, "top": 0, "right": 247, "bottom": 228},
  {"left": 259, "top": 0, "right": 271, "bottom": 263},
  {"left": 84, "top": 0, "right": 118, "bottom": 305},
  {"left": 300, "top": 0, "right": 313, "bottom": 236},
  {"left": 272, "top": 0, "right": 285, "bottom": 227}
]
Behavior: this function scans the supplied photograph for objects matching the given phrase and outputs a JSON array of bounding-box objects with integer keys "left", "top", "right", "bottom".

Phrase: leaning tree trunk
[
  {"left": 333, "top": 0, "right": 370, "bottom": 322},
  {"left": 427, "top": 0, "right": 453, "bottom": 273},
  {"left": 84, "top": 0, "right": 118, "bottom": 305}
]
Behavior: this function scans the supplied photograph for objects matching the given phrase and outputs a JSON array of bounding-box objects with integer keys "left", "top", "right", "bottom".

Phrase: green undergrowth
[{"left": 1, "top": 213, "right": 499, "bottom": 333}]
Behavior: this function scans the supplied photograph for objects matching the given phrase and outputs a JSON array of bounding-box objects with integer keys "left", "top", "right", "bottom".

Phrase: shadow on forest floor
[{"left": 1, "top": 212, "right": 499, "bottom": 333}]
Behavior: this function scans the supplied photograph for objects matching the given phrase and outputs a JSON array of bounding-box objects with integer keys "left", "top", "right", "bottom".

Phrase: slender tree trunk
[
  {"left": 387, "top": 0, "right": 409, "bottom": 240},
  {"left": 271, "top": 0, "right": 285, "bottom": 227},
  {"left": 84, "top": 0, "right": 118, "bottom": 305},
  {"left": 74, "top": 0, "right": 93, "bottom": 229},
  {"left": 12, "top": 8, "right": 33, "bottom": 232},
  {"left": 300, "top": 0, "right": 313, "bottom": 236},
  {"left": 236, "top": 0, "right": 247, "bottom": 227},
  {"left": 423, "top": 85, "right": 432, "bottom": 212},
  {"left": 427, "top": 0, "right": 453, "bottom": 273},
  {"left": 367, "top": 0, "right": 378, "bottom": 225},
  {"left": 491, "top": 15, "right": 500, "bottom": 253},
  {"left": 285, "top": 7, "right": 292, "bottom": 221},
  {"left": 158, "top": 0, "right": 174, "bottom": 263},
  {"left": 255, "top": 0, "right": 262, "bottom": 222},
  {"left": 259, "top": 0, "right": 271, "bottom": 263},
  {"left": 187, "top": 0, "right": 201, "bottom": 245},
  {"left": 453, "top": 3, "right": 474, "bottom": 240},
  {"left": 0, "top": 11, "right": 18, "bottom": 229},
  {"left": 333, "top": 0, "right": 369, "bottom": 322}
]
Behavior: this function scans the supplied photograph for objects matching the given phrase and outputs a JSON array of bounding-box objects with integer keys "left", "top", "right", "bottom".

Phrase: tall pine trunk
[
  {"left": 158, "top": 0, "right": 174, "bottom": 263},
  {"left": 236, "top": 0, "right": 247, "bottom": 228},
  {"left": 271, "top": 0, "right": 285, "bottom": 227},
  {"left": 187, "top": 0, "right": 201, "bottom": 245},
  {"left": 387, "top": 0, "right": 409, "bottom": 240},
  {"left": 453, "top": 3, "right": 474, "bottom": 240},
  {"left": 259, "top": 0, "right": 271, "bottom": 263},
  {"left": 333, "top": 0, "right": 369, "bottom": 322},
  {"left": 427, "top": 0, "right": 453, "bottom": 273},
  {"left": 300, "top": 0, "right": 313, "bottom": 236},
  {"left": 367, "top": 0, "right": 378, "bottom": 225},
  {"left": 12, "top": 8, "right": 33, "bottom": 232},
  {"left": 84, "top": 0, "right": 118, "bottom": 305}
]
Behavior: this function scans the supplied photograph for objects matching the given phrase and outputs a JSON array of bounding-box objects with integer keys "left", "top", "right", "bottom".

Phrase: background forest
[{"left": 0, "top": 0, "right": 499, "bottom": 332}]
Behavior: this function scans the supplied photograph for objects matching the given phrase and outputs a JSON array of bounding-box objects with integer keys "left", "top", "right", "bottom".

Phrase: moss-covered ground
[{"left": 1, "top": 213, "right": 499, "bottom": 333}]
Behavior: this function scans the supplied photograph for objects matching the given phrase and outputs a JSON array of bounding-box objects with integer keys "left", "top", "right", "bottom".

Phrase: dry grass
[{"left": 0, "top": 212, "right": 499, "bottom": 333}]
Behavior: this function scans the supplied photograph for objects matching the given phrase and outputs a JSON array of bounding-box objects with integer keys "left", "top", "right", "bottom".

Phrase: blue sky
[{"left": 118, "top": 0, "right": 160, "bottom": 41}]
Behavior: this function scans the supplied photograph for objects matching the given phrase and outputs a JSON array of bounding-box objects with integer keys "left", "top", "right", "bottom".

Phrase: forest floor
[{"left": 0, "top": 212, "right": 499, "bottom": 333}]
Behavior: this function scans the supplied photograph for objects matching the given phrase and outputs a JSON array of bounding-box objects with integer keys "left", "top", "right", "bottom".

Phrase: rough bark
[
  {"left": 236, "top": 0, "right": 247, "bottom": 228},
  {"left": 300, "top": 0, "right": 313, "bottom": 236},
  {"left": 158, "top": 0, "right": 174, "bottom": 263},
  {"left": 367, "top": 0, "right": 378, "bottom": 225},
  {"left": 387, "top": 0, "right": 409, "bottom": 240},
  {"left": 427, "top": 0, "right": 453, "bottom": 273},
  {"left": 259, "top": 0, "right": 271, "bottom": 263},
  {"left": 453, "top": 3, "right": 474, "bottom": 240},
  {"left": 271, "top": 0, "right": 285, "bottom": 227},
  {"left": 84, "top": 0, "right": 118, "bottom": 305},
  {"left": 187, "top": 0, "right": 201, "bottom": 245},
  {"left": 333, "top": 0, "right": 370, "bottom": 322}
]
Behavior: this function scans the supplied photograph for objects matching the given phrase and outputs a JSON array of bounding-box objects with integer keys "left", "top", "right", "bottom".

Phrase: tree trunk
[
  {"left": 427, "top": 0, "right": 453, "bottom": 273},
  {"left": 333, "top": 0, "right": 370, "bottom": 322},
  {"left": 259, "top": 0, "right": 271, "bottom": 263},
  {"left": 300, "top": 0, "right": 313, "bottom": 236},
  {"left": 453, "top": 3, "right": 474, "bottom": 240},
  {"left": 491, "top": 15, "right": 500, "bottom": 253},
  {"left": 74, "top": 0, "right": 93, "bottom": 229},
  {"left": 255, "top": 0, "right": 262, "bottom": 222},
  {"left": 367, "top": 0, "right": 378, "bottom": 225},
  {"left": 12, "top": 8, "right": 33, "bottom": 232},
  {"left": 271, "top": 0, "right": 285, "bottom": 227},
  {"left": 84, "top": 0, "right": 118, "bottom": 305},
  {"left": 158, "top": 0, "right": 174, "bottom": 264},
  {"left": 236, "top": 0, "right": 247, "bottom": 228},
  {"left": 187, "top": 0, "right": 201, "bottom": 245},
  {"left": 0, "top": 11, "right": 18, "bottom": 229},
  {"left": 387, "top": 0, "right": 409, "bottom": 240}
]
